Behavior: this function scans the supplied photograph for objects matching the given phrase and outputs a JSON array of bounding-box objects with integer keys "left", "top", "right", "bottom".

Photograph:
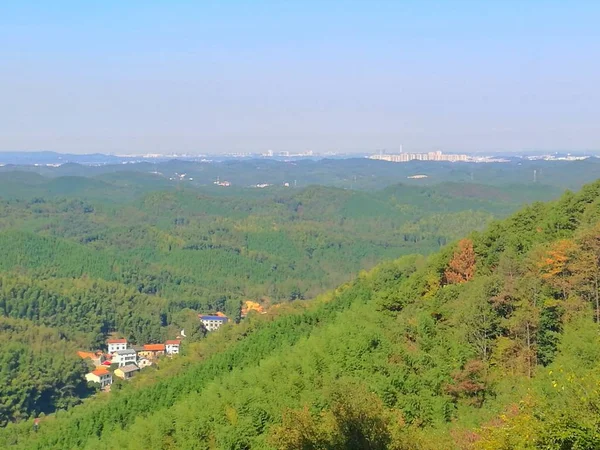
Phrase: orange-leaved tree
[
  {"left": 537, "top": 239, "right": 577, "bottom": 300},
  {"left": 444, "top": 238, "right": 476, "bottom": 285}
]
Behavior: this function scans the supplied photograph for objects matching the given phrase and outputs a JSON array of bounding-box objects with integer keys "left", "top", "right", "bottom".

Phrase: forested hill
[
  {"left": 0, "top": 176, "right": 558, "bottom": 320},
  {"left": 4, "top": 180, "right": 600, "bottom": 449},
  {"left": 0, "top": 172, "right": 565, "bottom": 427}
]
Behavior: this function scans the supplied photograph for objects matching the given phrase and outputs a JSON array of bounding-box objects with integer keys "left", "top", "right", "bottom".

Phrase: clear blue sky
[{"left": 1, "top": 1, "right": 599, "bottom": 154}]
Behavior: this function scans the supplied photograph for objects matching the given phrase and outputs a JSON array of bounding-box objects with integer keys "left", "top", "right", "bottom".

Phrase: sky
[{"left": 1, "top": 1, "right": 599, "bottom": 154}]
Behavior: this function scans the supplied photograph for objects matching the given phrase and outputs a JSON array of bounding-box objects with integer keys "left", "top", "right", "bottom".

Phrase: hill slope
[
  {"left": 0, "top": 173, "right": 572, "bottom": 428},
  {"left": 3, "top": 182, "right": 600, "bottom": 448}
]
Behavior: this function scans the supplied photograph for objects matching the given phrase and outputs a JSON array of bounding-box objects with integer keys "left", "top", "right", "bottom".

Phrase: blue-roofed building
[{"left": 199, "top": 314, "right": 229, "bottom": 331}]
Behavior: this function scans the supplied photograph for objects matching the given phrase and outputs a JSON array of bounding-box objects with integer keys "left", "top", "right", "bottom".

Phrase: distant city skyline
[{"left": 1, "top": 1, "right": 599, "bottom": 154}]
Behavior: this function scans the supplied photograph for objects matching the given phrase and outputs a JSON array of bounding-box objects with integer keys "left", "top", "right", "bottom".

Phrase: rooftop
[
  {"left": 143, "top": 344, "right": 165, "bottom": 351},
  {"left": 165, "top": 340, "right": 181, "bottom": 345},
  {"left": 199, "top": 315, "right": 228, "bottom": 321},
  {"left": 77, "top": 351, "right": 97, "bottom": 360},
  {"left": 114, "top": 349, "right": 137, "bottom": 355},
  {"left": 107, "top": 338, "right": 127, "bottom": 344},
  {"left": 91, "top": 368, "right": 110, "bottom": 377},
  {"left": 118, "top": 364, "right": 140, "bottom": 373}
]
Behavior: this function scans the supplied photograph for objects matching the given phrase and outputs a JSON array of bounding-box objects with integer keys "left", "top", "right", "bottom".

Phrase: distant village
[{"left": 80, "top": 313, "right": 231, "bottom": 390}]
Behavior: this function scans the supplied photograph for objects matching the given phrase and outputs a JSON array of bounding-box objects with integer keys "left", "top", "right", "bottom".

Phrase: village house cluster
[
  {"left": 81, "top": 311, "right": 231, "bottom": 391},
  {"left": 81, "top": 338, "right": 181, "bottom": 390}
]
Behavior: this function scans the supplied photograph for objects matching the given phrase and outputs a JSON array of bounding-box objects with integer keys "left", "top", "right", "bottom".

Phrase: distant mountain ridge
[{"left": 0, "top": 154, "right": 599, "bottom": 190}]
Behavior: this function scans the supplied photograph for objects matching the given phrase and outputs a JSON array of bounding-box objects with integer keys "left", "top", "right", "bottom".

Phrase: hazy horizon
[{"left": 2, "top": 1, "right": 599, "bottom": 154}]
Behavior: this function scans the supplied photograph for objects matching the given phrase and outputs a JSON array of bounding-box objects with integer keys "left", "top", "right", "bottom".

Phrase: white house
[
  {"left": 138, "top": 358, "right": 153, "bottom": 369},
  {"left": 165, "top": 340, "right": 181, "bottom": 355},
  {"left": 85, "top": 368, "right": 112, "bottom": 389},
  {"left": 199, "top": 314, "right": 229, "bottom": 331},
  {"left": 107, "top": 338, "right": 128, "bottom": 353},
  {"left": 112, "top": 349, "right": 137, "bottom": 367}
]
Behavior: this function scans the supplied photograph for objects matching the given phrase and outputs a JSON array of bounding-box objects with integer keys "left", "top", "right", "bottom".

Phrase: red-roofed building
[
  {"left": 107, "top": 338, "right": 128, "bottom": 353},
  {"left": 139, "top": 344, "right": 165, "bottom": 360},
  {"left": 144, "top": 344, "right": 165, "bottom": 351},
  {"left": 77, "top": 351, "right": 96, "bottom": 360},
  {"left": 85, "top": 368, "right": 112, "bottom": 389},
  {"left": 165, "top": 340, "right": 181, "bottom": 355},
  {"left": 77, "top": 350, "right": 105, "bottom": 367}
]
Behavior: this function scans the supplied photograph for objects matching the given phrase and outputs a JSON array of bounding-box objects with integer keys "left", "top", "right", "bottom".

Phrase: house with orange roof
[
  {"left": 107, "top": 338, "right": 128, "bottom": 353},
  {"left": 85, "top": 368, "right": 112, "bottom": 389},
  {"left": 77, "top": 351, "right": 105, "bottom": 367},
  {"left": 77, "top": 351, "right": 96, "bottom": 360},
  {"left": 138, "top": 344, "right": 165, "bottom": 360},
  {"left": 165, "top": 340, "right": 181, "bottom": 355}
]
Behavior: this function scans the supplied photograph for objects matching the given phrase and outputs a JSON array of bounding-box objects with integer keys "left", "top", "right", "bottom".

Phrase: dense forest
[
  {"left": 0, "top": 171, "right": 563, "bottom": 322},
  {"left": 1, "top": 176, "right": 600, "bottom": 447},
  {"left": 0, "top": 169, "right": 564, "bottom": 427},
  {"left": 0, "top": 318, "right": 92, "bottom": 427}
]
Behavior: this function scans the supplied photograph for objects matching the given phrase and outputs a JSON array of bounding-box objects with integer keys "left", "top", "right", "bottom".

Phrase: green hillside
[
  {"left": 0, "top": 317, "right": 92, "bottom": 427},
  {"left": 0, "top": 172, "right": 568, "bottom": 428},
  {"left": 0, "top": 170, "right": 588, "bottom": 431},
  {"left": 2, "top": 181, "right": 600, "bottom": 448},
  {"left": 0, "top": 174, "right": 556, "bottom": 314}
]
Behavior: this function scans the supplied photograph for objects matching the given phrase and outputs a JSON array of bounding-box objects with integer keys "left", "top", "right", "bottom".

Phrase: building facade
[
  {"left": 165, "top": 340, "right": 181, "bottom": 355},
  {"left": 85, "top": 368, "right": 112, "bottom": 389},
  {"left": 138, "top": 344, "right": 165, "bottom": 360},
  {"left": 114, "top": 364, "right": 140, "bottom": 380},
  {"left": 107, "top": 338, "right": 128, "bottom": 353},
  {"left": 138, "top": 357, "right": 153, "bottom": 368},
  {"left": 112, "top": 349, "right": 137, "bottom": 367},
  {"left": 199, "top": 314, "right": 229, "bottom": 331}
]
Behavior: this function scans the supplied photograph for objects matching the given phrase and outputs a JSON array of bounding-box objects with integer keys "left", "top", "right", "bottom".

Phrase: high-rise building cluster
[{"left": 369, "top": 150, "right": 468, "bottom": 162}]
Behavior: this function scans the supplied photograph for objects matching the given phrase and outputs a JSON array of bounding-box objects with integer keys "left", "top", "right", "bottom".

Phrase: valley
[{"left": 0, "top": 161, "right": 598, "bottom": 448}]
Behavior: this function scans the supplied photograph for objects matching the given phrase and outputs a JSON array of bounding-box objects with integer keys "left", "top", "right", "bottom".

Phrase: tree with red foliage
[
  {"left": 444, "top": 359, "right": 488, "bottom": 407},
  {"left": 444, "top": 238, "right": 476, "bottom": 285}
]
